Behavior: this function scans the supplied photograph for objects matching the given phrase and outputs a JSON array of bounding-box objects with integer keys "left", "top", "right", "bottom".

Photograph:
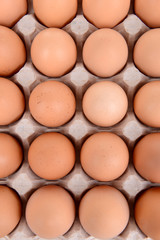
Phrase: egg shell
[
  {"left": 31, "top": 28, "right": 77, "bottom": 77},
  {"left": 79, "top": 185, "right": 129, "bottom": 239},
  {"left": 29, "top": 80, "right": 76, "bottom": 127},
  {"left": 82, "top": 28, "right": 128, "bottom": 77},
  {"left": 0, "top": 133, "right": 23, "bottom": 178},
  {"left": 135, "top": 187, "right": 160, "bottom": 240},
  {"left": 82, "top": 81, "right": 128, "bottom": 127},
  {"left": 0, "top": 26, "right": 26, "bottom": 77},
  {"left": 0, "top": 0, "right": 27, "bottom": 27},
  {"left": 0, "top": 77, "right": 25, "bottom": 125},
  {"left": 26, "top": 185, "right": 75, "bottom": 239},
  {"left": 0, "top": 186, "right": 22, "bottom": 238},
  {"left": 134, "top": 0, "right": 160, "bottom": 28},
  {"left": 80, "top": 132, "right": 129, "bottom": 181},
  {"left": 83, "top": 0, "right": 130, "bottom": 28},
  {"left": 28, "top": 132, "right": 75, "bottom": 180},
  {"left": 134, "top": 81, "right": 160, "bottom": 127},
  {"left": 33, "top": 0, "right": 77, "bottom": 28},
  {"left": 133, "top": 133, "right": 160, "bottom": 183},
  {"left": 133, "top": 29, "right": 160, "bottom": 77}
]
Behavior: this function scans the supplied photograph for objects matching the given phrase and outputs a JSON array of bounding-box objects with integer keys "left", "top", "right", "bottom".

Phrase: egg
[
  {"left": 28, "top": 132, "right": 75, "bottom": 180},
  {"left": 26, "top": 185, "right": 75, "bottom": 239},
  {"left": 83, "top": 0, "right": 130, "bottom": 28},
  {"left": 0, "top": 26, "right": 26, "bottom": 77},
  {"left": 82, "top": 81, "right": 128, "bottom": 127},
  {"left": 135, "top": 0, "right": 160, "bottom": 28},
  {"left": 133, "top": 133, "right": 160, "bottom": 183},
  {"left": 82, "top": 28, "right": 128, "bottom": 77},
  {"left": 0, "top": 185, "right": 21, "bottom": 238},
  {"left": 80, "top": 132, "right": 129, "bottom": 181},
  {"left": 29, "top": 80, "right": 76, "bottom": 127},
  {"left": 135, "top": 187, "right": 160, "bottom": 240},
  {"left": 31, "top": 28, "right": 77, "bottom": 77},
  {"left": 33, "top": 0, "right": 77, "bottom": 28},
  {"left": 0, "top": 133, "right": 23, "bottom": 178},
  {"left": 133, "top": 29, "right": 160, "bottom": 77},
  {"left": 134, "top": 81, "right": 160, "bottom": 127},
  {"left": 79, "top": 185, "right": 129, "bottom": 239},
  {"left": 0, "top": 78, "right": 25, "bottom": 125},
  {"left": 0, "top": 0, "right": 27, "bottom": 28}
]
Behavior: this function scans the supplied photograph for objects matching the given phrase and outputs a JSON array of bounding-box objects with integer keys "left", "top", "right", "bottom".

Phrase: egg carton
[{"left": 0, "top": 0, "right": 158, "bottom": 239}]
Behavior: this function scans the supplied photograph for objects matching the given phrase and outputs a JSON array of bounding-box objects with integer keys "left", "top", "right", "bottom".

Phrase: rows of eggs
[{"left": 1, "top": 0, "right": 160, "bottom": 240}]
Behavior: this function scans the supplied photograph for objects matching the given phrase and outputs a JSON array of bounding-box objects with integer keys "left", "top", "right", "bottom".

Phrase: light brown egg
[
  {"left": 0, "top": 26, "right": 26, "bottom": 77},
  {"left": 83, "top": 0, "right": 130, "bottom": 28},
  {"left": 82, "top": 28, "right": 128, "bottom": 77},
  {"left": 82, "top": 81, "right": 128, "bottom": 127},
  {"left": 134, "top": 81, "right": 160, "bottom": 127},
  {"left": 135, "top": 187, "right": 160, "bottom": 240},
  {"left": 31, "top": 28, "right": 77, "bottom": 77},
  {"left": 28, "top": 132, "right": 75, "bottom": 180},
  {"left": 133, "top": 133, "right": 160, "bottom": 183},
  {"left": 0, "top": 133, "right": 23, "bottom": 178},
  {"left": 0, "top": 0, "right": 27, "bottom": 28},
  {"left": 133, "top": 29, "right": 160, "bottom": 77},
  {"left": 79, "top": 185, "right": 129, "bottom": 239},
  {"left": 33, "top": 0, "right": 77, "bottom": 28},
  {"left": 0, "top": 78, "right": 25, "bottom": 125},
  {"left": 26, "top": 185, "right": 75, "bottom": 239},
  {"left": 135, "top": 0, "right": 160, "bottom": 28},
  {"left": 29, "top": 80, "right": 76, "bottom": 127},
  {"left": 0, "top": 185, "right": 21, "bottom": 238},
  {"left": 80, "top": 132, "right": 129, "bottom": 181}
]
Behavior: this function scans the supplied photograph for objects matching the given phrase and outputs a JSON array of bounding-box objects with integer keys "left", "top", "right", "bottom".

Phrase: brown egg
[
  {"left": 134, "top": 81, "right": 160, "bottom": 127},
  {"left": 0, "top": 185, "right": 21, "bottom": 238},
  {"left": 82, "top": 81, "right": 128, "bottom": 127},
  {"left": 81, "top": 132, "right": 129, "bottom": 181},
  {"left": 0, "top": 133, "right": 23, "bottom": 178},
  {"left": 79, "top": 185, "right": 129, "bottom": 239},
  {"left": 135, "top": 187, "right": 160, "bottom": 240},
  {"left": 0, "top": 78, "right": 25, "bottom": 125},
  {"left": 0, "top": 26, "right": 26, "bottom": 77},
  {"left": 133, "top": 29, "right": 160, "bottom": 77},
  {"left": 83, "top": 0, "right": 130, "bottom": 28},
  {"left": 133, "top": 133, "right": 160, "bottom": 183},
  {"left": 31, "top": 28, "right": 77, "bottom": 77},
  {"left": 26, "top": 185, "right": 75, "bottom": 239},
  {"left": 0, "top": 0, "right": 27, "bottom": 28},
  {"left": 33, "top": 0, "right": 77, "bottom": 28},
  {"left": 29, "top": 80, "right": 76, "bottom": 127},
  {"left": 28, "top": 132, "right": 75, "bottom": 180},
  {"left": 135, "top": 0, "right": 160, "bottom": 28},
  {"left": 82, "top": 29, "right": 128, "bottom": 77}
]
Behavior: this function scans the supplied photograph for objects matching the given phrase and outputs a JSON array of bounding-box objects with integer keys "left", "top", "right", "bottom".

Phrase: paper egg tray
[{"left": 0, "top": 0, "right": 158, "bottom": 239}]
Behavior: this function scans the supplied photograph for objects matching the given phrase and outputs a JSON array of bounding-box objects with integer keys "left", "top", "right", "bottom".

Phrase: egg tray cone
[{"left": 0, "top": 0, "right": 158, "bottom": 239}]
